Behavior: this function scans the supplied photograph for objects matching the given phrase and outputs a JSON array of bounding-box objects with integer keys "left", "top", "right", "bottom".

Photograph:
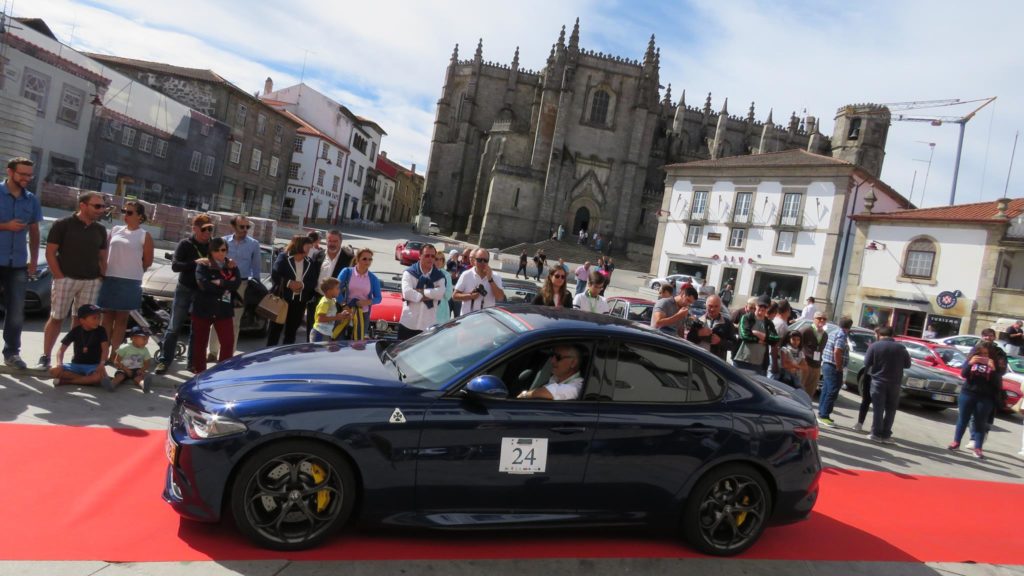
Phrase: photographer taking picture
[{"left": 454, "top": 248, "right": 505, "bottom": 314}]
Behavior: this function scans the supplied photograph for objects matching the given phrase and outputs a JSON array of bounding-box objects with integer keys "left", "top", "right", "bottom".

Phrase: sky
[{"left": 18, "top": 0, "right": 1023, "bottom": 208}]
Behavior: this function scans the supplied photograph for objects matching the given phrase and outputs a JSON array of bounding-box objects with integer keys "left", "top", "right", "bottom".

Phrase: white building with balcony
[
  {"left": 652, "top": 150, "right": 911, "bottom": 314},
  {"left": 261, "top": 81, "right": 385, "bottom": 221},
  {"left": 275, "top": 110, "right": 347, "bottom": 225},
  {"left": 844, "top": 197, "right": 1024, "bottom": 337}
]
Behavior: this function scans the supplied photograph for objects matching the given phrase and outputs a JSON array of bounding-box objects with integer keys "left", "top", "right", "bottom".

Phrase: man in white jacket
[{"left": 398, "top": 244, "right": 446, "bottom": 340}]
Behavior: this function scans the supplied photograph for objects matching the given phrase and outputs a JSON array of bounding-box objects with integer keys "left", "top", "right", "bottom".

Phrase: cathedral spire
[
  {"left": 643, "top": 34, "right": 656, "bottom": 66},
  {"left": 557, "top": 25, "right": 566, "bottom": 48},
  {"left": 512, "top": 46, "right": 520, "bottom": 69},
  {"left": 747, "top": 101, "right": 755, "bottom": 122},
  {"left": 679, "top": 89, "right": 685, "bottom": 108},
  {"left": 655, "top": 46, "right": 661, "bottom": 68},
  {"left": 450, "top": 43, "right": 459, "bottom": 63},
  {"left": 766, "top": 108, "right": 774, "bottom": 125},
  {"left": 568, "top": 17, "right": 580, "bottom": 51},
  {"left": 474, "top": 38, "right": 483, "bottom": 62},
  {"left": 663, "top": 83, "right": 672, "bottom": 105},
  {"left": 704, "top": 92, "right": 712, "bottom": 115},
  {"left": 720, "top": 97, "right": 728, "bottom": 116}
]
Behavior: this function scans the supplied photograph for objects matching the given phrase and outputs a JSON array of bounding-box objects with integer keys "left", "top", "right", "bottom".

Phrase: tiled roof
[
  {"left": 275, "top": 110, "right": 349, "bottom": 153},
  {"left": 376, "top": 155, "right": 400, "bottom": 179},
  {"left": 87, "top": 53, "right": 225, "bottom": 83},
  {"left": 853, "top": 198, "right": 1024, "bottom": 223},
  {"left": 665, "top": 149, "right": 852, "bottom": 170},
  {"left": 355, "top": 115, "right": 387, "bottom": 136}
]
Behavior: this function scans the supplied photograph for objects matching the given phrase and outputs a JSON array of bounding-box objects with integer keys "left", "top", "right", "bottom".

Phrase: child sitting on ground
[
  {"left": 310, "top": 277, "right": 350, "bottom": 343},
  {"left": 49, "top": 304, "right": 109, "bottom": 388},
  {"left": 112, "top": 326, "right": 152, "bottom": 392}
]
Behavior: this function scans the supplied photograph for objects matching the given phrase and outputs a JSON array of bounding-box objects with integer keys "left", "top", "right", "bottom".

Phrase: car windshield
[
  {"left": 405, "top": 241, "right": 424, "bottom": 251},
  {"left": 386, "top": 311, "right": 523, "bottom": 390},
  {"left": 847, "top": 331, "right": 876, "bottom": 354},
  {"left": 936, "top": 347, "right": 966, "bottom": 367},
  {"left": 1008, "top": 357, "right": 1024, "bottom": 374}
]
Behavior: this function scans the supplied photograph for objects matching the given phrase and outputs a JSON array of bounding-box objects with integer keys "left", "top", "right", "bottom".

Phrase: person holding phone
[{"left": 0, "top": 157, "right": 42, "bottom": 370}]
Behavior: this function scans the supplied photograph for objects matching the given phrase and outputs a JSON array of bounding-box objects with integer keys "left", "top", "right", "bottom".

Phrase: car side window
[
  {"left": 610, "top": 301, "right": 625, "bottom": 318},
  {"left": 610, "top": 342, "right": 725, "bottom": 403},
  {"left": 480, "top": 340, "right": 597, "bottom": 400},
  {"left": 903, "top": 343, "right": 931, "bottom": 361}
]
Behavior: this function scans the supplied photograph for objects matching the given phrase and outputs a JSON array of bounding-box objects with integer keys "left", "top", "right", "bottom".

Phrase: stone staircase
[{"left": 498, "top": 238, "right": 650, "bottom": 273}]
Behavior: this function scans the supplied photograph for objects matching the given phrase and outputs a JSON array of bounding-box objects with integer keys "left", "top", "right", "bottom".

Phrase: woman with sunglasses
[
  {"left": 336, "top": 248, "right": 382, "bottom": 340},
  {"left": 532, "top": 267, "right": 573, "bottom": 308},
  {"left": 98, "top": 201, "right": 154, "bottom": 364},
  {"left": 191, "top": 237, "right": 241, "bottom": 373},
  {"left": 267, "top": 235, "right": 317, "bottom": 346}
]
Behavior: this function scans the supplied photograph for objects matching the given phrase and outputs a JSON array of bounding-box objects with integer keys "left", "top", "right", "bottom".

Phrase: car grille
[
  {"left": 371, "top": 320, "right": 398, "bottom": 340},
  {"left": 925, "top": 380, "right": 959, "bottom": 394}
]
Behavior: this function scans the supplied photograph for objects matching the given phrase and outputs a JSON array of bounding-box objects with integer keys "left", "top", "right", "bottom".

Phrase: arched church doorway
[{"left": 572, "top": 207, "right": 590, "bottom": 235}]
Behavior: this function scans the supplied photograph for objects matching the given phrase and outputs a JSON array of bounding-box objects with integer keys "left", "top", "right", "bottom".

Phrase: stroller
[{"left": 127, "top": 294, "right": 186, "bottom": 360}]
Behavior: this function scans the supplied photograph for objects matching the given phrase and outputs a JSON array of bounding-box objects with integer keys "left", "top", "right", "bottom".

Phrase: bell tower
[{"left": 830, "top": 104, "right": 890, "bottom": 179}]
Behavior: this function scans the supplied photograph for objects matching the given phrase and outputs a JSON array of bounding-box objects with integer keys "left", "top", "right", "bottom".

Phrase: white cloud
[{"left": 19, "top": 0, "right": 1024, "bottom": 204}]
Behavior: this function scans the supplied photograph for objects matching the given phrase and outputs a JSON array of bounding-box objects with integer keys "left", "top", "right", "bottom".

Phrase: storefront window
[
  {"left": 925, "top": 314, "right": 961, "bottom": 338},
  {"left": 860, "top": 305, "right": 892, "bottom": 330},
  {"left": 751, "top": 271, "right": 803, "bottom": 302},
  {"left": 669, "top": 262, "right": 708, "bottom": 282}
]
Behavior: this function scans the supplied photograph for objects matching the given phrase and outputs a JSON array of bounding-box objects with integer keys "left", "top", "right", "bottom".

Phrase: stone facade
[
  {"left": 88, "top": 54, "right": 300, "bottom": 219},
  {"left": 422, "top": 19, "right": 890, "bottom": 257}
]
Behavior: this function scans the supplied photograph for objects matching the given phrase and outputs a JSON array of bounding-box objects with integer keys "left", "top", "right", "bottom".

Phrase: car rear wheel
[
  {"left": 230, "top": 440, "right": 356, "bottom": 550},
  {"left": 682, "top": 464, "right": 771, "bottom": 556},
  {"left": 651, "top": 282, "right": 661, "bottom": 291}
]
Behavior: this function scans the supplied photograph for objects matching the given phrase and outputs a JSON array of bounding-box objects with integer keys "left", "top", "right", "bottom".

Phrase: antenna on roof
[{"left": 299, "top": 49, "right": 314, "bottom": 84}]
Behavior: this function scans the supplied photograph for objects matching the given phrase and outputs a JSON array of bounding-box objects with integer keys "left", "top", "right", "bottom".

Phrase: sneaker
[
  {"left": 972, "top": 448, "right": 984, "bottom": 459},
  {"left": 882, "top": 437, "right": 897, "bottom": 445},
  {"left": 141, "top": 376, "right": 152, "bottom": 394},
  {"left": 947, "top": 442, "right": 960, "bottom": 451},
  {"left": 966, "top": 440, "right": 976, "bottom": 449},
  {"left": 4, "top": 355, "right": 27, "bottom": 370},
  {"left": 36, "top": 355, "right": 51, "bottom": 369},
  {"left": 154, "top": 361, "right": 169, "bottom": 375},
  {"left": 868, "top": 434, "right": 884, "bottom": 444},
  {"left": 817, "top": 417, "right": 835, "bottom": 428},
  {"left": 852, "top": 422, "right": 863, "bottom": 432}
]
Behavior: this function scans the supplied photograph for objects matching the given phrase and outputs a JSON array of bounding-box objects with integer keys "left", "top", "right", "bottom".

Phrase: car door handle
[
  {"left": 550, "top": 426, "right": 588, "bottom": 434},
  {"left": 682, "top": 425, "right": 718, "bottom": 437}
]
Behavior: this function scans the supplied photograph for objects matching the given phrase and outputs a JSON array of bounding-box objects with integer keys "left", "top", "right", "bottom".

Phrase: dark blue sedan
[{"left": 163, "top": 307, "right": 821, "bottom": 556}]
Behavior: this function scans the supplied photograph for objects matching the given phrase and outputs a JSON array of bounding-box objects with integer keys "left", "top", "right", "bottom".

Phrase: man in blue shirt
[
  {"left": 817, "top": 315, "right": 852, "bottom": 427},
  {"left": 0, "top": 158, "right": 43, "bottom": 369},
  {"left": 208, "top": 215, "right": 261, "bottom": 361}
]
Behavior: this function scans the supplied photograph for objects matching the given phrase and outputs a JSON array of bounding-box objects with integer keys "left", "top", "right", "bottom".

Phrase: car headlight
[
  {"left": 182, "top": 406, "right": 247, "bottom": 439},
  {"left": 906, "top": 377, "right": 926, "bottom": 389}
]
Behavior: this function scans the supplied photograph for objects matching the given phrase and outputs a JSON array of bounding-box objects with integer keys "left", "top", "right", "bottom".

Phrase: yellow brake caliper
[
  {"left": 736, "top": 495, "right": 750, "bottom": 525},
  {"left": 310, "top": 463, "right": 330, "bottom": 512}
]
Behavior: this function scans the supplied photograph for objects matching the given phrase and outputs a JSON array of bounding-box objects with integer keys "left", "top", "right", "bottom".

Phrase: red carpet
[{"left": 1, "top": 422, "right": 1020, "bottom": 564}]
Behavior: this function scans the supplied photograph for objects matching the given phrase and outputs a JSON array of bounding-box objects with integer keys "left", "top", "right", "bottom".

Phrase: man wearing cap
[
  {"left": 734, "top": 296, "right": 780, "bottom": 376},
  {"left": 800, "top": 311, "right": 829, "bottom": 398},
  {"left": 39, "top": 191, "right": 108, "bottom": 369},
  {"left": 155, "top": 214, "right": 213, "bottom": 374},
  {"left": 0, "top": 157, "right": 43, "bottom": 370},
  {"left": 305, "top": 229, "right": 353, "bottom": 342},
  {"left": 49, "top": 303, "right": 108, "bottom": 387}
]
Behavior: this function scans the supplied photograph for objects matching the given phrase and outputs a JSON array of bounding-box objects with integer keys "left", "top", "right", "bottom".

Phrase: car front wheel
[
  {"left": 650, "top": 282, "right": 661, "bottom": 291},
  {"left": 230, "top": 440, "right": 356, "bottom": 550},
  {"left": 682, "top": 464, "right": 772, "bottom": 556}
]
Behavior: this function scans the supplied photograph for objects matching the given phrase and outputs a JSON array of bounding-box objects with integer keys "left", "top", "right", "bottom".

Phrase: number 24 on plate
[{"left": 499, "top": 437, "right": 548, "bottom": 474}]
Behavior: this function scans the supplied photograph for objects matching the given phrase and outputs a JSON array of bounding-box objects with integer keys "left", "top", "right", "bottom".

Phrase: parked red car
[
  {"left": 897, "top": 336, "right": 1019, "bottom": 411},
  {"left": 367, "top": 277, "right": 404, "bottom": 340},
  {"left": 394, "top": 240, "right": 426, "bottom": 266}
]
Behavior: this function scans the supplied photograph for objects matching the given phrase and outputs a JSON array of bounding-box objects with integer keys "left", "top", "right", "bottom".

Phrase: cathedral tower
[{"left": 830, "top": 104, "right": 890, "bottom": 179}]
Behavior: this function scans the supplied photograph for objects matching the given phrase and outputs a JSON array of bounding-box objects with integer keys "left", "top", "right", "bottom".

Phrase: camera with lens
[{"left": 474, "top": 283, "right": 488, "bottom": 297}]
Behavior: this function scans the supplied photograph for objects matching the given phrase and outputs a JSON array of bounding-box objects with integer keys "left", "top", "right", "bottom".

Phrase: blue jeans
[
  {"left": 0, "top": 266, "right": 27, "bottom": 358},
  {"left": 160, "top": 284, "right": 195, "bottom": 365},
  {"left": 575, "top": 280, "right": 586, "bottom": 295},
  {"left": 954, "top": 391, "right": 994, "bottom": 449},
  {"left": 818, "top": 362, "right": 843, "bottom": 418}
]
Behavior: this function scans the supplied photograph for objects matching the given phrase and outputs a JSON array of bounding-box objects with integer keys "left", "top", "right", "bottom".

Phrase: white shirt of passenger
[
  {"left": 800, "top": 304, "right": 819, "bottom": 320},
  {"left": 542, "top": 371, "right": 584, "bottom": 400},
  {"left": 573, "top": 291, "right": 610, "bottom": 314}
]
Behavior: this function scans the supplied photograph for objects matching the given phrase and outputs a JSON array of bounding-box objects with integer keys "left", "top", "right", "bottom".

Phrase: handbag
[{"left": 256, "top": 293, "right": 288, "bottom": 324}]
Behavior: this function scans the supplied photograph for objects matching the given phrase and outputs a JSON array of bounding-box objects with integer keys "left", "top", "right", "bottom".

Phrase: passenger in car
[{"left": 517, "top": 344, "right": 585, "bottom": 400}]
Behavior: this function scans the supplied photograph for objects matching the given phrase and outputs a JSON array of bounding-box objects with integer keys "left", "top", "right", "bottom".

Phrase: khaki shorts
[{"left": 50, "top": 277, "right": 102, "bottom": 320}]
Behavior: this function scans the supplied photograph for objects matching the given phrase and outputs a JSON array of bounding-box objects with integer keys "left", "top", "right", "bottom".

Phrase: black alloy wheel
[
  {"left": 683, "top": 464, "right": 771, "bottom": 556},
  {"left": 230, "top": 440, "right": 356, "bottom": 550}
]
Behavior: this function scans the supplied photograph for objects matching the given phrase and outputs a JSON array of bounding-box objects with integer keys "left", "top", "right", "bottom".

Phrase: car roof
[
  {"left": 895, "top": 336, "right": 944, "bottom": 348},
  {"left": 489, "top": 305, "right": 667, "bottom": 336},
  {"left": 607, "top": 296, "right": 653, "bottom": 304}
]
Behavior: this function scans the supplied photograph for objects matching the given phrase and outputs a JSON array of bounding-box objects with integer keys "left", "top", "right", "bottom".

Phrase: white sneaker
[
  {"left": 868, "top": 434, "right": 885, "bottom": 444},
  {"left": 853, "top": 422, "right": 863, "bottom": 432},
  {"left": 966, "top": 440, "right": 976, "bottom": 449}
]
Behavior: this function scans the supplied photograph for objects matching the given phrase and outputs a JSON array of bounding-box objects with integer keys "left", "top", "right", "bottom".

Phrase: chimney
[
  {"left": 411, "top": 163, "right": 416, "bottom": 174},
  {"left": 264, "top": 77, "right": 273, "bottom": 95},
  {"left": 995, "top": 197, "right": 1010, "bottom": 219}
]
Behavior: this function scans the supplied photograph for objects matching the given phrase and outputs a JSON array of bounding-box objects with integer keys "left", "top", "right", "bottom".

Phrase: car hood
[
  {"left": 906, "top": 362, "right": 962, "bottom": 382},
  {"left": 189, "top": 341, "right": 404, "bottom": 403},
  {"left": 371, "top": 292, "right": 403, "bottom": 323}
]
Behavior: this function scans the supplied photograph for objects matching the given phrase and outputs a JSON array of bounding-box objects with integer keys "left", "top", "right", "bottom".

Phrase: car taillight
[{"left": 794, "top": 425, "right": 819, "bottom": 441}]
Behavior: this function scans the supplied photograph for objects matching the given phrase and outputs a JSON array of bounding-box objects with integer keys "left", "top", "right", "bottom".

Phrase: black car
[{"left": 164, "top": 307, "right": 821, "bottom": 556}]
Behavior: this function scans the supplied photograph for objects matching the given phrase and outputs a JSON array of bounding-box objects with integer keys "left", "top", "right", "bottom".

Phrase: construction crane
[{"left": 880, "top": 97, "right": 998, "bottom": 205}]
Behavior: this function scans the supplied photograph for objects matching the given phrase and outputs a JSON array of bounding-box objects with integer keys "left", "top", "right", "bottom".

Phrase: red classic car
[
  {"left": 394, "top": 240, "right": 426, "bottom": 266},
  {"left": 897, "top": 336, "right": 1019, "bottom": 412},
  {"left": 368, "top": 277, "right": 404, "bottom": 340}
]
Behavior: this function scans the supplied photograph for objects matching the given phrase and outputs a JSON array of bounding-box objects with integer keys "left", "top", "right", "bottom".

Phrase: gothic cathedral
[{"left": 422, "top": 19, "right": 889, "bottom": 256}]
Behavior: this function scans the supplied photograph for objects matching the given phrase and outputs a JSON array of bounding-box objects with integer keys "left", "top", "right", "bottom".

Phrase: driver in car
[{"left": 517, "top": 344, "right": 584, "bottom": 400}]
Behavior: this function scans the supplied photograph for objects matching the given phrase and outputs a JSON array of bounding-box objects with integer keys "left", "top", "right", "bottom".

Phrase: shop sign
[{"left": 935, "top": 290, "right": 963, "bottom": 310}]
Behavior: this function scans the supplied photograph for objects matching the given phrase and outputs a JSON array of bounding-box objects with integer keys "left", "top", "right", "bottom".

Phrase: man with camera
[
  {"left": 454, "top": 248, "right": 505, "bottom": 314},
  {"left": 652, "top": 284, "right": 698, "bottom": 337},
  {"left": 687, "top": 294, "right": 735, "bottom": 361}
]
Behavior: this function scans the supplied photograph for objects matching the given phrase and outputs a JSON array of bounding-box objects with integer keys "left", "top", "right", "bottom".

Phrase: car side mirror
[{"left": 464, "top": 375, "right": 508, "bottom": 399}]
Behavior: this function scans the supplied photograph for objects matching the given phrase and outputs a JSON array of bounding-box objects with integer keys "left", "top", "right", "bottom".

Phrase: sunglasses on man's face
[
  {"left": 122, "top": 209, "right": 136, "bottom": 216},
  {"left": 552, "top": 353, "right": 574, "bottom": 362},
  {"left": 200, "top": 225, "right": 214, "bottom": 232},
  {"left": 89, "top": 203, "right": 106, "bottom": 210},
  {"left": 236, "top": 225, "right": 251, "bottom": 230},
  {"left": 475, "top": 257, "right": 489, "bottom": 264}
]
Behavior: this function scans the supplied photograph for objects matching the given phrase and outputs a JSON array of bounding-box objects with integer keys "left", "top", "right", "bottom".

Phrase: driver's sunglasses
[{"left": 552, "top": 353, "right": 573, "bottom": 362}]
